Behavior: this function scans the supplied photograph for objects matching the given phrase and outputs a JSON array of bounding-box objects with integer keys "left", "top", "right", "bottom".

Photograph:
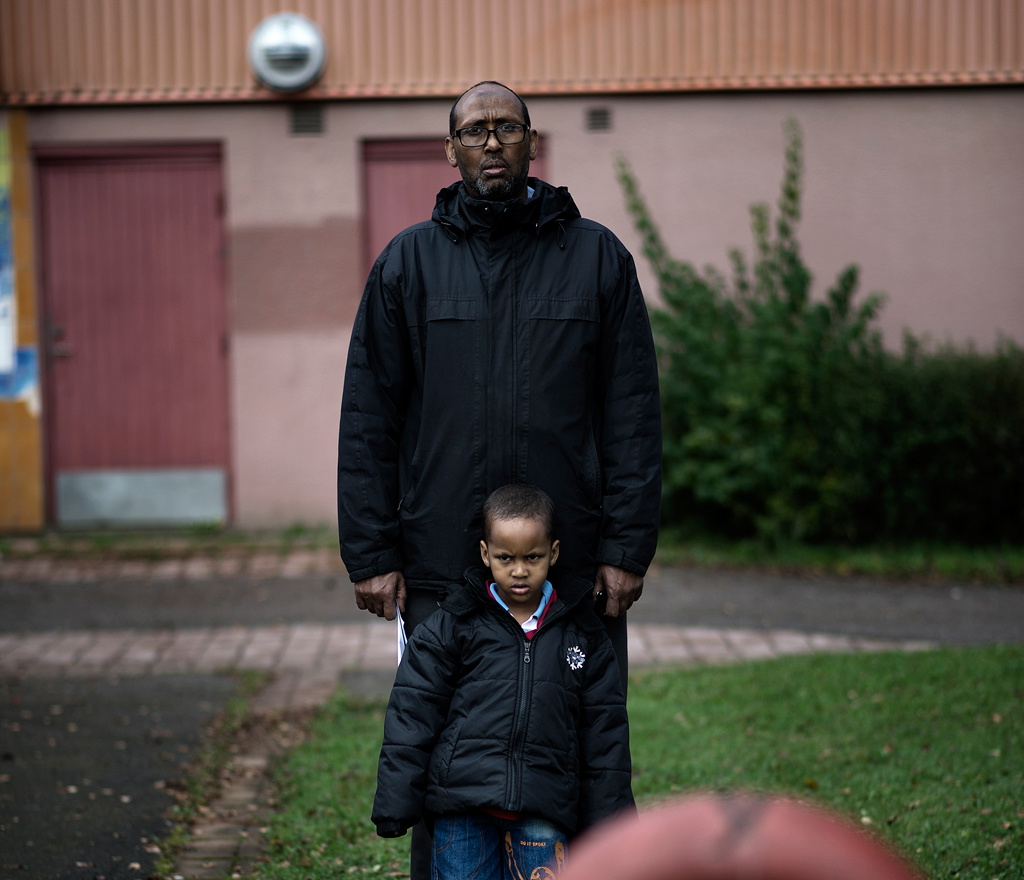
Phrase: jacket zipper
[
  {"left": 510, "top": 227, "right": 520, "bottom": 481},
  {"left": 508, "top": 635, "right": 533, "bottom": 809},
  {"left": 484, "top": 590, "right": 576, "bottom": 811}
]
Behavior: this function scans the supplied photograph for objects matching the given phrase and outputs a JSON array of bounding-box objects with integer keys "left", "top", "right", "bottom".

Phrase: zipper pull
[{"left": 523, "top": 641, "right": 532, "bottom": 664}]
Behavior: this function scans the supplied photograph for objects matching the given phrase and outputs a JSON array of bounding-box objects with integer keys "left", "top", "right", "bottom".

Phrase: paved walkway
[
  {"left": 0, "top": 619, "right": 939, "bottom": 708},
  {"left": 3, "top": 547, "right": 1020, "bottom": 879}
]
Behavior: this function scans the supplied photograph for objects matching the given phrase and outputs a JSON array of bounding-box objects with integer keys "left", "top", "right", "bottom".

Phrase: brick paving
[{"left": 0, "top": 621, "right": 937, "bottom": 694}]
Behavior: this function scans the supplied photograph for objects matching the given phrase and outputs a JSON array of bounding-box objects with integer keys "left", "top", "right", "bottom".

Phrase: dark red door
[{"left": 36, "top": 145, "right": 230, "bottom": 526}]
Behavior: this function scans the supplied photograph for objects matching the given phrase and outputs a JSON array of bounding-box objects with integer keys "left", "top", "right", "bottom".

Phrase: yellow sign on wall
[{"left": 0, "top": 110, "right": 44, "bottom": 531}]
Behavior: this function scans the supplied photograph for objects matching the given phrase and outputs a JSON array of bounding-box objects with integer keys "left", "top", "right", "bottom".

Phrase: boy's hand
[
  {"left": 594, "top": 564, "right": 643, "bottom": 617},
  {"left": 354, "top": 570, "right": 407, "bottom": 620}
]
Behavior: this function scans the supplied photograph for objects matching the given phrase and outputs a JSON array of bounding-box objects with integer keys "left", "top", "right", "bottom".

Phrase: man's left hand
[{"left": 594, "top": 564, "right": 644, "bottom": 617}]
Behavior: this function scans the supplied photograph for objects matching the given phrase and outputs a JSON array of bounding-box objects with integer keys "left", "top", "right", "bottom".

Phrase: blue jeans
[{"left": 432, "top": 813, "right": 567, "bottom": 880}]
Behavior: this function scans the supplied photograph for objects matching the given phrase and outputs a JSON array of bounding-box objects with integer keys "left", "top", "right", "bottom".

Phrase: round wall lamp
[{"left": 248, "top": 13, "right": 327, "bottom": 93}]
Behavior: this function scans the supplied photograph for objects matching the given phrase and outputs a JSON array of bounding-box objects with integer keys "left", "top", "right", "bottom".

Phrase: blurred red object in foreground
[{"left": 560, "top": 792, "right": 926, "bottom": 880}]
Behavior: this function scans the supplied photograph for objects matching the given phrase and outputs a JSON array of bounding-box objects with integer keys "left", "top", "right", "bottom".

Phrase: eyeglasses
[{"left": 452, "top": 123, "right": 529, "bottom": 148}]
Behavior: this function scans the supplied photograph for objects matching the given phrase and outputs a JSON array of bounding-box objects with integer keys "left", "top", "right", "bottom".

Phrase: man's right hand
[{"left": 354, "top": 570, "right": 407, "bottom": 620}]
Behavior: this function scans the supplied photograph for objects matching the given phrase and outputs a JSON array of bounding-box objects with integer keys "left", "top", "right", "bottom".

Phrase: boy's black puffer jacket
[{"left": 372, "top": 566, "right": 634, "bottom": 838}]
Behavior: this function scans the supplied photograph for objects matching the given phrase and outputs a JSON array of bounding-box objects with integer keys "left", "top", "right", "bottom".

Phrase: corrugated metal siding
[{"left": 1, "top": 0, "right": 1021, "bottom": 105}]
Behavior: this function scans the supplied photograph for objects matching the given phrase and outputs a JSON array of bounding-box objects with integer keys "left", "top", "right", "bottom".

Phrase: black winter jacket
[
  {"left": 372, "top": 566, "right": 634, "bottom": 838},
  {"left": 338, "top": 179, "right": 661, "bottom": 590}
]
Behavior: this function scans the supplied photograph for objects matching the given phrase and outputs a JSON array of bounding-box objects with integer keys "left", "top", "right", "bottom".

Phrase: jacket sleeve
[
  {"left": 596, "top": 245, "right": 663, "bottom": 575},
  {"left": 337, "top": 251, "right": 410, "bottom": 582},
  {"left": 577, "top": 630, "right": 636, "bottom": 832},
  {"left": 372, "top": 615, "right": 458, "bottom": 837}
]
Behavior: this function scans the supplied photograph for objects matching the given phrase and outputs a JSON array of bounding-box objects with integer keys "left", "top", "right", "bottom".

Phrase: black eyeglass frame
[{"left": 452, "top": 123, "right": 529, "bottom": 148}]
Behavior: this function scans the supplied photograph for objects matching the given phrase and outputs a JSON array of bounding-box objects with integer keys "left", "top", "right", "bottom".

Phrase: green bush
[
  {"left": 618, "top": 119, "right": 1024, "bottom": 546},
  {"left": 873, "top": 338, "right": 1024, "bottom": 543}
]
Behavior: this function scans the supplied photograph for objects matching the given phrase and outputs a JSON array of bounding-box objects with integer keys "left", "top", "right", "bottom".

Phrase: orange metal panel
[{"left": 1, "top": 0, "right": 1022, "bottom": 106}]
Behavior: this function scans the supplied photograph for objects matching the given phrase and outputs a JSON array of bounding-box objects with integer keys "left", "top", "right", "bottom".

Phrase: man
[
  {"left": 338, "top": 76, "right": 660, "bottom": 879},
  {"left": 339, "top": 77, "right": 660, "bottom": 650}
]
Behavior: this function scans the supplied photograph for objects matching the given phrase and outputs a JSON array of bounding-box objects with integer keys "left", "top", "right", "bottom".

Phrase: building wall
[
  {"left": 27, "top": 101, "right": 449, "bottom": 526},
  {"left": 23, "top": 85, "right": 1024, "bottom": 526},
  {"left": 548, "top": 87, "right": 1024, "bottom": 351}
]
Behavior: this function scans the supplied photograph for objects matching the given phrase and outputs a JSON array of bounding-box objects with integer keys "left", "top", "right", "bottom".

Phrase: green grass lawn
[
  {"left": 652, "top": 531, "right": 1024, "bottom": 585},
  {"left": 255, "top": 645, "right": 1022, "bottom": 880}
]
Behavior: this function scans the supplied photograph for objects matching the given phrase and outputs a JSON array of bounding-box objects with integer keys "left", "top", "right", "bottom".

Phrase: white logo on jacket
[{"left": 566, "top": 646, "right": 586, "bottom": 670}]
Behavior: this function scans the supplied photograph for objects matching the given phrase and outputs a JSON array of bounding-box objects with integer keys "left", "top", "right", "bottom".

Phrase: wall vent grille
[
  {"left": 586, "top": 107, "right": 612, "bottom": 131},
  {"left": 291, "top": 103, "right": 324, "bottom": 135}
]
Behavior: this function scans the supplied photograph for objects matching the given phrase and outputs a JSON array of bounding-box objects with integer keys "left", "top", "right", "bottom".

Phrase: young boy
[{"left": 372, "top": 484, "right": 634, "bottom": 879}]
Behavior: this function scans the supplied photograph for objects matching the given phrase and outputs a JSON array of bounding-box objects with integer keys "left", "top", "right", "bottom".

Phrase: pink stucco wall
[
  {"left": 25, "top": 87, "right": 1023, "bottom": 526},
  {"left": 549, "top": 88, "right": 1024, "bottom": 351}
]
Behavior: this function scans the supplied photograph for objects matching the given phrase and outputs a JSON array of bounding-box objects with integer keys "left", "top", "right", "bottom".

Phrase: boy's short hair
[{"left": 482, "top": 484, "right": 555, "bottom": 542}]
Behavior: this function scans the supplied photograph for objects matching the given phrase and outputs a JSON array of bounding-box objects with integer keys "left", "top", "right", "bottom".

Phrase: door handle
[{"left": 45, "top": 317, "right": 75, "bottom": 360}]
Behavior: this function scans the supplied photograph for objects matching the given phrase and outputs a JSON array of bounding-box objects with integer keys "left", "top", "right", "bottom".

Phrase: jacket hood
[{"left": 431, "top": 177, "right": 581, "bottom": 245}]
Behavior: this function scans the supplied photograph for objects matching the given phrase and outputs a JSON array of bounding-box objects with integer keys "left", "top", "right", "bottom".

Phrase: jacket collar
[
  {"left": 432, "top": 177, "right": 581, "bottom": 242},
  {"left": 444, "top": 564, "right": 595, "bottom": 617}
]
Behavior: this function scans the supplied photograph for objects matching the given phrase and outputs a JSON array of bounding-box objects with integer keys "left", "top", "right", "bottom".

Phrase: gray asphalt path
[
  {"left": 1, "top": 675, "right": 237, "bottom": 880},
  {"left": 636, "top": 564, "right": 1024, "bottom": 644},
  {"left": 5, "top": 564, "right": 1021, "bottom": 644}
]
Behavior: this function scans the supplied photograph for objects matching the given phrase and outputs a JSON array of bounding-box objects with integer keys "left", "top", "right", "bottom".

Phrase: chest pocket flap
[
  {"left": 528, "top": 296, "right": 599, "bottom": 322},
  {"left": 425, "top": 297, "right": 480, "bottom": 322}
]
